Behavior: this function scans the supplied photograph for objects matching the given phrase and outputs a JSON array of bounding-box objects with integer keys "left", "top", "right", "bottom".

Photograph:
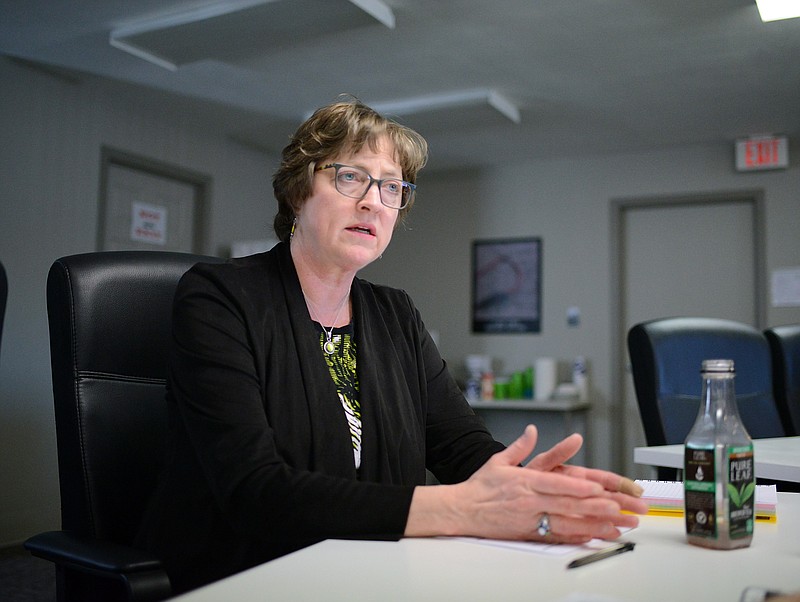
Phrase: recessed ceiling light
[{"left": 755, "top": 0, "right": 800, "bottom": 22}]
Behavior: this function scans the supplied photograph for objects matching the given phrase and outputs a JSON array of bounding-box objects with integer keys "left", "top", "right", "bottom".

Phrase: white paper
[
  {"left": 771, "top": 267, "right": 800, "bottom": 307},
  {"left": 636, "top": 480, "right": 777, "bottom": 506},
  {"left": 445, "top": 529, "right": 633, "bottom": 558},
  {"left": 130, "top": 201, "right": 167, "bottom": 246}
]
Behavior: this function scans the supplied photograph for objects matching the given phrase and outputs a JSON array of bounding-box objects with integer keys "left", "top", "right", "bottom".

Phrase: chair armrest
[
  {"left": 25, "top": 530, "right": 164, "bottom": 574},
  {"left": 25, "top": 530, "right": 172, "bottom": 601}
]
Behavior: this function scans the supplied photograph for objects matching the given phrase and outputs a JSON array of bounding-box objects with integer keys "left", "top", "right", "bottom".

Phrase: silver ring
[{"left": 536, "top": 512, "right": 551, "bottom": 537}]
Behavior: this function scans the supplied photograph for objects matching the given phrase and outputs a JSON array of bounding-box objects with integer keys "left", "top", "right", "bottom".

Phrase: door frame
[{"left": 608, "top": 189, "right": 766, "bottom": 473}]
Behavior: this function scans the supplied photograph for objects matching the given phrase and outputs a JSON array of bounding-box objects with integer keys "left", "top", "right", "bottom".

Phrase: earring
[{"left": 290, "top": 217, "right": 297, "bottom": 239}]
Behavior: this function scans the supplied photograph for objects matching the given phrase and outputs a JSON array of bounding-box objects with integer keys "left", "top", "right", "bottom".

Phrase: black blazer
[{"left": 136, "top": 242, "right": 502, "bottom": 593}]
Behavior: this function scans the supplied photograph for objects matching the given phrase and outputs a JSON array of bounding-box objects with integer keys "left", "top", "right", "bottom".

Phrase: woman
[{"left": 136, "top": 98, "right": 647, "bottom": 594}]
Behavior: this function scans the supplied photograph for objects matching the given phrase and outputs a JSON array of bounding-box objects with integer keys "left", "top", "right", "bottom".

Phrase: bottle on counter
[
  {"left": 464, "top": 354, "right": 487, "bottom": 402},
  {"left": 572, "top": 356, "right": 588, "bottom": 401},
  {"left": 684, "top": 359, "right": 755, "bottom": 549},
  {"left": 480, "top": 369, "right": 495, "bottom": 401}
]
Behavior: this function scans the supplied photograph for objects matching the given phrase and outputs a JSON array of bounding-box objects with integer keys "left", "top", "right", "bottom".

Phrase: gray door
[
  {"left": 102, "top": 163, "right": 198, "bottom": 252},
  {"left": 98, "top": 148, "right": 209, "bottom": 253},
  {"left": 614, "top": 193, "right": 763, "bottom": 477}
]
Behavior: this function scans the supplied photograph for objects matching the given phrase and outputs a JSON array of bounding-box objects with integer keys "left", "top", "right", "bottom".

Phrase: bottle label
[
  {"left": 727, "top": 445, "right": 755, "bottom": 539},
  {"left": 684, "top": 446, "right": 716, "bottom": 538}
]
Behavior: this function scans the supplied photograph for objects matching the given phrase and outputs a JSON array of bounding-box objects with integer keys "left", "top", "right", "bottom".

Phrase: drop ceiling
[{"left": 2, "top": 0, "right": 799, "bottom": 171}]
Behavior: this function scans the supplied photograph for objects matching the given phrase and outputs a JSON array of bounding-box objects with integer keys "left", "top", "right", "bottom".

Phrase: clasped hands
[{"left": 406, "top": 424, "right": 648, "bottom": 543}]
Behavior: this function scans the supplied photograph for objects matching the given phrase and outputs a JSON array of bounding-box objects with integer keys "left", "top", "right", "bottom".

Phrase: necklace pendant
[{"left": 323, "top": 339, "right": 337, "bottom": 355}]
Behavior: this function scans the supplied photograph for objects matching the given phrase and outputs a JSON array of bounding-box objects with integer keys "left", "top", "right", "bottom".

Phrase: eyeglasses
[{"left": 315, "top": 163, "right": 416, "bottom": 209}]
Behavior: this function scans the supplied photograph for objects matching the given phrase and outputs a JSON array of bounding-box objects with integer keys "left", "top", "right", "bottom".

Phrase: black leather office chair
[
  {"left": 765, "top": 324, "right": 800, "bottom": 437},
  {"left": 628, "top": 317, "right": 786, "bottom": 479},
  {"left": 24, "top": 250, "right": 223, "bottom": 602}
]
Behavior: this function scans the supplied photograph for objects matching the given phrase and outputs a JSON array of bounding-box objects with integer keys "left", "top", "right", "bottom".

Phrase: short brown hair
[{"left": 272, "top": 97, "right": 428, "bottom": 242}]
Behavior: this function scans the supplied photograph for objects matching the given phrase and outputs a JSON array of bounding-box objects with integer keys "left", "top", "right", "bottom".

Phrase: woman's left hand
[
  {"left": 525, "top": 431, "right": 645, "bottom": 500},
  {"left": 405, "top": 424, "right": 648, "bottom": 543}
]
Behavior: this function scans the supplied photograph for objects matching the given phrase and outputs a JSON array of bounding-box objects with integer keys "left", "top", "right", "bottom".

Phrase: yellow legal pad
[{"left": 635, "top": 480, "right": 778, "bottom": 523}]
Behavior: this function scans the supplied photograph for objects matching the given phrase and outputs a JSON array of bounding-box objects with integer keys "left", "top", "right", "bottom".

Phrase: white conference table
[
  {"left": 171, "top": 492, "right": 800, "bottom": 602},
  {"left": 634, "top": 436, "right": 800, "bottom": 482}
]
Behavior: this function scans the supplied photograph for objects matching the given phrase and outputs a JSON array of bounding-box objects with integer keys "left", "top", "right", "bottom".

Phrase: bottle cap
[{"left": 701, "top": 359, "right": 735, "bottom": 373}]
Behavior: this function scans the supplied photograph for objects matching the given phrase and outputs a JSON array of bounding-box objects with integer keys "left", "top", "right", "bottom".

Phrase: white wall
[
  {"left": 359, "top": 168, "right": 486, "bottom": 354},
  {"left": 0, "top": 58, "right": 274, "bottom": 545},
  {"left": 366, "top": 145, "right": 800, "bottom": 473},
  {"left": 1, "top": 55, "right": 798, "bottom": 547}
]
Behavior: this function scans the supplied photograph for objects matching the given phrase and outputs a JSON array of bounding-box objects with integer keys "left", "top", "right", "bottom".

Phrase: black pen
[{"left": 567, "top": 542, "right": 635, "bottom": 569}]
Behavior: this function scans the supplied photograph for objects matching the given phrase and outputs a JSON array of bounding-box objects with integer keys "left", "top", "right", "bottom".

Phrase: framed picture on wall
[
  {"left": 471, "top": 237, "right": 542, "bottom": 333},
  {"left": 97, "top": 147, "right": 211, "bottom": 253}
]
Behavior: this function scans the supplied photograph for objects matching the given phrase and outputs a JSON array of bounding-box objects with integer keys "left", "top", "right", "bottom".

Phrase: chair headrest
[{"left": 48, "top": 251, "right": 222, "bottom": 380}]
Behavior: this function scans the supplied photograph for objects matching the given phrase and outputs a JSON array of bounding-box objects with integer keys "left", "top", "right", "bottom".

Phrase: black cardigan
[{"left": 136, "top": 242, "right": 503, "bottom": 593}]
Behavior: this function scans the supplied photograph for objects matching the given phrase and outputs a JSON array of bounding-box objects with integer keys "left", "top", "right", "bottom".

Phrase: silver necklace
[{"left": 303, "top": 290, "right": 349, "bottom": 355}]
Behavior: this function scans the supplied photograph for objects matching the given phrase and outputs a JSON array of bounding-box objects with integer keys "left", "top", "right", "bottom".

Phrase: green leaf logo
[
  {"left": 741, "top": 481, "right": 755, "bottom": 504},
  {"left": 728, "top": 483, "right": 741, "bottom": 507},
  {"left": 727, "top": 482, "right": 755, "bottom": 508}
]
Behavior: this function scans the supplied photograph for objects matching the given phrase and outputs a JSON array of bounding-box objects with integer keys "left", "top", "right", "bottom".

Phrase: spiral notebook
[{"left": 636, "top": 480, "right": 778, "bottom": 522}]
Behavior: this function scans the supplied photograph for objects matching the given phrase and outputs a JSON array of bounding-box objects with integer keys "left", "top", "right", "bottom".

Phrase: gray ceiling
[{"left": 2, "top": 0, "right": 799, "bottom": 172}]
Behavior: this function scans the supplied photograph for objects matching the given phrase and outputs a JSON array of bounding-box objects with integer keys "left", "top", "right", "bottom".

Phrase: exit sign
[{"left": 735, "top": 135, "right": 788, "bottom": 171}]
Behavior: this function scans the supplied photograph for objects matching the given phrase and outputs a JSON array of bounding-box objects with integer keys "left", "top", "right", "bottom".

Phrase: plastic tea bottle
[{"left": 684, "top": 359, "right": 755, "bottom": 549}]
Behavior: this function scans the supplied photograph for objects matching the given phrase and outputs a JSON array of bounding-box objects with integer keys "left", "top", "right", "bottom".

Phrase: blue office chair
[
  {"left": 765, "top": 325, "right": 800, "bottom": 437},
  {"left": 628, "top": 317, "right": 786, "bottom": 479}
]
